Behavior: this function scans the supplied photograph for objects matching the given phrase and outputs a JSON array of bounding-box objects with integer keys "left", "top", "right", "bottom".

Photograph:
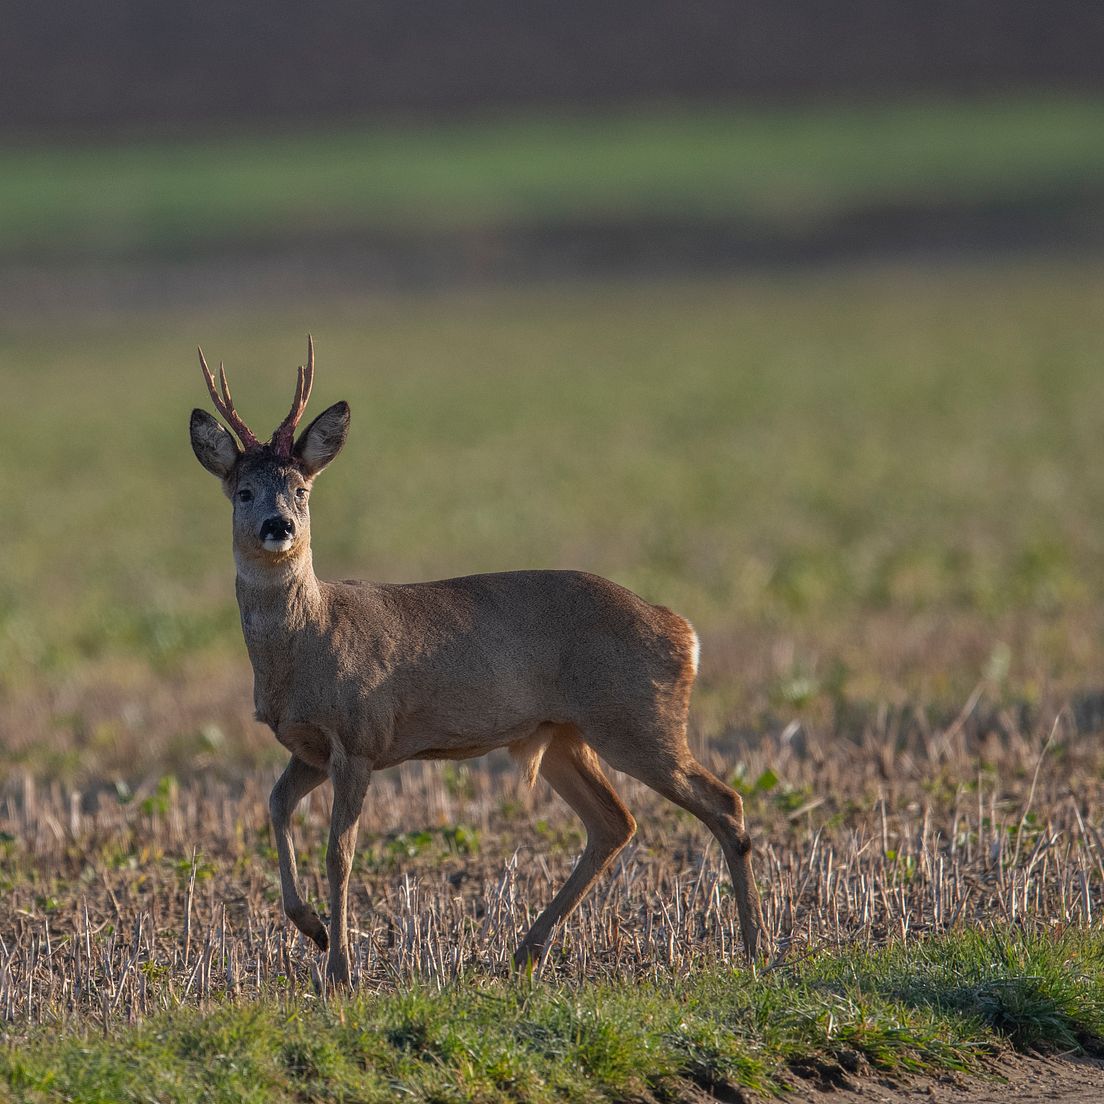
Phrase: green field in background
[
  {"left": 5, "top": 260, "right": 1104, "bottom": 715},
  {"left": 1, "top": 95, "right": 1103, "bottom": 257}
]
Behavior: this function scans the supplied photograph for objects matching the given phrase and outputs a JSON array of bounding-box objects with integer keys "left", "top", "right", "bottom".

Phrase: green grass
[
  {"left": 1, "top": 94, "right": 1103, "bottom": 258},
  {"left": 3, "top": 928, "right": 1101, "bottom": 1102},
  {"left": 6, "top": 261, "right": 1104, "bottom": 733}
]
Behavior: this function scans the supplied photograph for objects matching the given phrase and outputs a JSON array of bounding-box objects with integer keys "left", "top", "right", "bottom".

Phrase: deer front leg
[
  {"left": 325, "top": 755, "right": 372, "bottom": 986},
  {"left": 269, "top": 755, "right": 328, "bottom": 950}
]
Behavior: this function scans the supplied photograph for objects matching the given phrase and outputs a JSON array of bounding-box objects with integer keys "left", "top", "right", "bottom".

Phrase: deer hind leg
[
  {"left": 514, "top": 727, "right": 636, "bottom": 970},
  {"left": 269, "top": 755, "right": 329, "bottom": 950},
  {"left": 325, "top": 754, "right": 372, "bottom": 987},
  {"left": 609, "top": 743, "right": 767, "bottom": 960}
]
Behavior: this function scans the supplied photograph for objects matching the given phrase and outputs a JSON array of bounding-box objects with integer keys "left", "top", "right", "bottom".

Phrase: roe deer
[{"left": 189, "top": 339, "right": 766, "bottom": 984}]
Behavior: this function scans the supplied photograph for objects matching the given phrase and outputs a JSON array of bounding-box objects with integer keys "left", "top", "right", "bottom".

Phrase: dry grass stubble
[{"left": 1, "top": 682, "right": 1100, "bottom": 1031}]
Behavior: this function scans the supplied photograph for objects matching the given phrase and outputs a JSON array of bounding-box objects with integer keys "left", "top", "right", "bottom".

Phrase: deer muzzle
[{"left": 259, "top": 515, "right": 296, "bottom": 551}]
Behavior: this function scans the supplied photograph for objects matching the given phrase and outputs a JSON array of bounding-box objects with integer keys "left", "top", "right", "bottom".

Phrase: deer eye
[
  {"left": 295, "top": 487, "right": 308, "bottom": 500},
  {"left": 237, "top": 488, "right": 254, "bottom": 503}
]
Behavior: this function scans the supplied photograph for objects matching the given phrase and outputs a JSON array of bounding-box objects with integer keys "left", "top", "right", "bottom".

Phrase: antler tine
[
  {"left": 198, "top": 347, "right": 220, "bottom": 407},
  {"left": 270, "top": 335, "right": 316, "bottom": 456},
  {"left": 197, "top": 347, "right": 260, "bottom": 450},
  {"left": 217, "top": 362, "right": 234, "bottom": 407},
  {"left": 303, "top": 334, "right": 314, "bottom": 408},
  {"left": 291, "top": 366, "right": 306, "bottom": 421}
]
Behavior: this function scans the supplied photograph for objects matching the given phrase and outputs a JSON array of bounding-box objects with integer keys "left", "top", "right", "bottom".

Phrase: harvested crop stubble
[{"left": 0, "top": 693, "right": 1099, "bottom": 1030}]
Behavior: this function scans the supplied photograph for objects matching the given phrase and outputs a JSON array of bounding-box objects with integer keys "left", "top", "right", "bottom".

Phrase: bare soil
[{"left": 782, "top": 1054, "right": 1104, "bottom": 1104}]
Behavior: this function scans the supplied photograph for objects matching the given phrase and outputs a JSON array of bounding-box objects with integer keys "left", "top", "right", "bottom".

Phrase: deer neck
[
  {"left": 234, "top": 544, "right": 323, "bottom": 643},
  {"left": 234, "top": 544, "right": 327, "bottom": 729}
]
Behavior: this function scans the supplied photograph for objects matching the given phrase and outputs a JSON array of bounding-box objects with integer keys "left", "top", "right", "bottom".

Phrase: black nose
[{"left": 259, "top": 516, "right": 295, "bottom": 541}]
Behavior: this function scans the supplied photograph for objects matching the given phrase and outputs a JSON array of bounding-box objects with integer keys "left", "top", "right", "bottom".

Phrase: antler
[
  {"left": 198, "top": 337, "right": 314, "bottom": 456},
  {"left": 269, "top": 335, "right": 315, "bottom": 457},
  {"left": 198, "top": 348, "right": 262, "bottom": 450}
]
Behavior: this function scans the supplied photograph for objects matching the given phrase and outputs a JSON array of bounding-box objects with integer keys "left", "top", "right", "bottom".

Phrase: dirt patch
[{"left": 780, "top": 1054, "right": 1104, "bottom": 1104}]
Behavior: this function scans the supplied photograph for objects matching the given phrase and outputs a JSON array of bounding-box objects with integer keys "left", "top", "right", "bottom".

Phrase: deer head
[{"left": 189, "top": 337, "right": 350, "bottom": 559}]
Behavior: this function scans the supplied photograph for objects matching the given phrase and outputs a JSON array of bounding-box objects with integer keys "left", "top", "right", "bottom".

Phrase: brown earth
[{"left": 781, "top": 1054, "right": 1104, "bottom": 1104}]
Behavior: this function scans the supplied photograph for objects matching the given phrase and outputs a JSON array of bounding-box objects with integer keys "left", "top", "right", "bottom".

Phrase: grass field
[
  {"left": 1, "top": 95, "right": 1102, "bottom": 259},
  {"left": 3, "top": 930, "right": 1103, "bottom": 1101},
  {"left": 6, "top": 261, "right": 1104, "bottom": 775}
]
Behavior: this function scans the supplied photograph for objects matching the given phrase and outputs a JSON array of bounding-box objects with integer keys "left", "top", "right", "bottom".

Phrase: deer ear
[
  {"left": 294, "top": 401, "right": 350, "bottom": 477},
  {"left": 190, "top": 409, "right": 241, "bottom": 479}
]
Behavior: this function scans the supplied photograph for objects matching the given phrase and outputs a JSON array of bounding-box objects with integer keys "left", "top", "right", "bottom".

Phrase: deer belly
[
  {"left": 410, "top": 744, "right": 489, "bottom": 762},
  {"left": 274, "top": 722, "right": 332, "bottom": 769},
  {"left": 391, "top": 715, "right": 548, "bottom": 767}
]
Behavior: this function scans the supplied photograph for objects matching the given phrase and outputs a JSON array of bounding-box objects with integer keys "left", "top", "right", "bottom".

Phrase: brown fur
[
  {"left": 508, "top": 727, "right": 553, "bottom": 788},
  {"left": 190, "top": 356, "right": 767, "bottom": 985}
]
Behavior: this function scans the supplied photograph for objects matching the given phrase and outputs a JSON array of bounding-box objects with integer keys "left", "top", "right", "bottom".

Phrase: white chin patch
[{"left": 262, "top": 537, "right": 294, "bottom": 553}]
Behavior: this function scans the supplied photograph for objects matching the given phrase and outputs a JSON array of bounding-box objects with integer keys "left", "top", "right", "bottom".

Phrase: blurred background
[{"left": 4, "top": 2, "right": 1104, "bottom": 782}]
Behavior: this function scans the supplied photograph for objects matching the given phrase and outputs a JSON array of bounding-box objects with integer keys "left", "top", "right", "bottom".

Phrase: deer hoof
[
  {"left": 326, "top": 954, "right": 351, "bottom": 988},
  {"left": 512, "top": 943, "right": 543, "bottom": 973},
  {"left": 289, "top": 907, "right": 328, "bottom": 951}
]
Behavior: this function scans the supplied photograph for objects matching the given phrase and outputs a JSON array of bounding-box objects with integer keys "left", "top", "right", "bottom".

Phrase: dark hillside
[{"left": 3, "top": 0, "right": 1103, "bottom": 136}]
